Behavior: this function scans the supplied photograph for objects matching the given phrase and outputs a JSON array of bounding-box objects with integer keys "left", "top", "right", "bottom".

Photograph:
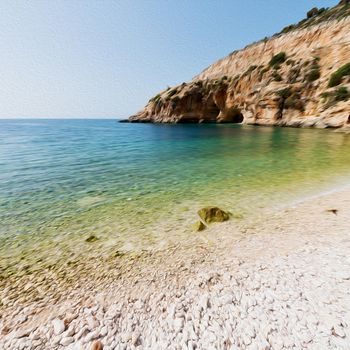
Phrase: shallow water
[{"left": 1, "top": 120, "right": 350, "bottom": 272}]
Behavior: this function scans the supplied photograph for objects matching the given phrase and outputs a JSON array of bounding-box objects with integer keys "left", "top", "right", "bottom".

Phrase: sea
[{"left": 1, "top": 119, "right": 350, "bottom": 274}]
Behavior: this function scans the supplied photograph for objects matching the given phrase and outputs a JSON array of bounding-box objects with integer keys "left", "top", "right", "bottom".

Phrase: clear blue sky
[{"left": 0, "top": 0, "right": 338, "bottom": 119}]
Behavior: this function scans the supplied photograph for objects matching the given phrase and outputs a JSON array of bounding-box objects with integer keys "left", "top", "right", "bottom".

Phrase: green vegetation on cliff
[
  {"left": 269, "top": 52, "right": 286, "bottom": 68},
  {"left": 277, "top": 0, "right": 350, "bottom": 36},
  {"left": 328, "top": 63, "right": 350, "bottom": 87},
  {"left": 321, "top": 86, "right": 349, "bottom": 108}
]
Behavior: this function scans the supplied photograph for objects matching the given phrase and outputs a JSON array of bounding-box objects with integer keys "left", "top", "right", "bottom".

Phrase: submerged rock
[
  {"left": 198, "top": 207, "right": 229, "bottom": 224},
  {"left": 85, "top": 235, "right": 98, "bottom": 243},
  {"left": 114, "top": 250, "right": 126, "bottom": 258},
  {"left": 192, "top": 221, "right": 207, "bottom": 232}
]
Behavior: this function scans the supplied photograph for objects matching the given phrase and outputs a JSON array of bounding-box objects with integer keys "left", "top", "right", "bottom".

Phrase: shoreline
[
  {"left": 2, "top": 167, "right": 350, "bottom": 282},
  {"left": 269, "top": 179, "right": 350, "bottom": 215},
  {"left": 2, "top": 121, "right": 350, "bottom": 286},
  {"left": 1, "top": 183, "right": 350, "bottom": 349}
]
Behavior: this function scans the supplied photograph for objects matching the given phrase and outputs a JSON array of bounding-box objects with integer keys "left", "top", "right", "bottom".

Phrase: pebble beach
[{"left": 1, "top": 186, "right": 350, "bottom": 349}]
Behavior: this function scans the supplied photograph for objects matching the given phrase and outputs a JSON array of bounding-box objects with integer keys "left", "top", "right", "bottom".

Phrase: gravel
[{"left": 1, "top": 187, "right": 350, "bottom": 349}]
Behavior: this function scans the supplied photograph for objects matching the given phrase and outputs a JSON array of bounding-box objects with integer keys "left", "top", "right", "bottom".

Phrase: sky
[{"left": 0, "top": 0, "right": 339, "bottom": 119}]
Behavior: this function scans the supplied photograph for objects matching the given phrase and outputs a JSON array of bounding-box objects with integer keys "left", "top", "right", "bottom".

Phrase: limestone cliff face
[{"left": 129, "top": 3, "right": 350, "bottom": 128}]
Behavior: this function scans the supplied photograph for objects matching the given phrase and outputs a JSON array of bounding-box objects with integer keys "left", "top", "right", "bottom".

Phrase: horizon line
[{"left": 0, "top": 117, "right": 121, "bottom": 120}]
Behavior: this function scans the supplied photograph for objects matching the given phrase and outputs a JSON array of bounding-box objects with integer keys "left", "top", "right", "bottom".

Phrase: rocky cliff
[{"left": 128, "top": 2, "right": 350, "bottom": 128}]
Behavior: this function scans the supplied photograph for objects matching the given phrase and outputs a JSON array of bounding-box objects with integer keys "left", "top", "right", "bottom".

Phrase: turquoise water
[{"left": 1, "top": 119, "right": 350, "bottom": 273}]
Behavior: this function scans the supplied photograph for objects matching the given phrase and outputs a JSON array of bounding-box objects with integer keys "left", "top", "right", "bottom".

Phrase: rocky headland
[{"left": 128, "top": 2, "right": 350, "bottom": 128}]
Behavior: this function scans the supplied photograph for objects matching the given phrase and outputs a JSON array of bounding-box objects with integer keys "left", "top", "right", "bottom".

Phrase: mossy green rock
[
  {"left": 192, "top": 221, "right": 206, "bottom": 232},
  {"left": 197, "top": 207, "right": 229, "bottom": 224}
]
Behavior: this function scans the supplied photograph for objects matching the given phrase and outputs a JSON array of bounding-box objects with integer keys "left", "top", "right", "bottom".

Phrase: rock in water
[
  {"left": 85, "top": 235, "right": 98, "bottom": 243},
  {"left": 192, "top": 221, "right": 207, "bottom": 231},
  {"left": 198, "top": 207, "right": 229, "bottom": 224}
]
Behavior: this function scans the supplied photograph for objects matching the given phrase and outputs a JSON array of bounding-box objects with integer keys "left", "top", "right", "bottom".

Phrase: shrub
[
  {"left": 310, "top": 60, "right": 320, "bottom": 69},
  {"left": 276, "top": 87, "right": 292, "bottom": 99},
  {"left": 288, "top": 67, "right": 301, "bottom": 84},
  {"left": 166, "top": 88, "right": 177, "bottom": 98},
  {"left": 285, "top": 95, "right": 304, "bottom": 111},
  {"left": 243, "top": 65, "right": 258, "bottom": 77},
  {"left": 280, "top": 24, "right": 296, "bottom": 34},
  {"left": 306, "top": 7, "right": 326, "bottom": 19},
  {"left": 334, "top": 86, "right": 349, "bottom": 101},
  {"left": 269, "top": 52, "right": 287, "bottom": 67},
  {"left": 275, "top": 87, "right": 304, "bottom": 111},
  {"left": 320, "top": 86, "right": 349, "bottom": 108},
  {"left": 150, "top": 94, "right": 161, "bottom": 103},
  {"left": 328, "top": 63, "right": 350, "bottom": 87},
  {"left": 273, "top": 72, "right": 283, "bottom": 82},
  {"left": 306, "top": 68, "right": 321, "bottom": 82},
  {"left": 307, "top": 7, "right": 319, "bottom": 18},
  {"left": 272, "top": 3, "right": 350, "bottom": 37},
  {"left": 320, "top": 92, "right": 331, "bottom": 100}
]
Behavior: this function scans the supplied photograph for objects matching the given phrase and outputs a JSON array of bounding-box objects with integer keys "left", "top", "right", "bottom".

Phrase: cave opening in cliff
[
  {"left": 227, "top": 108, "right": 244, "bottom": 124},
  {"left": 206, "top": 104, "right": 220, "bottom": 122}
]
